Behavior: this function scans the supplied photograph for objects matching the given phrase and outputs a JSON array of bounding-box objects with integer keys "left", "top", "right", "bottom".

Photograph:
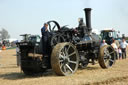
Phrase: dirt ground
[{"left": 0, "top": 49, "right": 128, "bottom": 85}]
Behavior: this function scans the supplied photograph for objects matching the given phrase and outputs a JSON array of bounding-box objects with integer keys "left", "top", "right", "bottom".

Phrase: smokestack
[{"left": 84, "top": 8, "right": 92, "bottom": 32}]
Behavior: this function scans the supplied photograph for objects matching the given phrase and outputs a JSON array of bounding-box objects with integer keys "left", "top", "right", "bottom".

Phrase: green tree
[{"left": 0, "top": 28, "right": 10, "bottom": 40}]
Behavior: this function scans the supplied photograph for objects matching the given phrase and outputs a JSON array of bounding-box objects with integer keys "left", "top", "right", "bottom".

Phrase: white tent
[
  {"left": 4, "top": 38, "right": 18, "bottom": 43},
  {"left": 92, "top": 29, "right": 100, "bottom": 34}
]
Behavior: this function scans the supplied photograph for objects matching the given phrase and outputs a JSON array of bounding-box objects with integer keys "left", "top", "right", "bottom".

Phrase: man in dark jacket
[
  {"left": 41, "top": 23, "right": 51, "bottom": 68},
  {"left": 41, "top": 23, "right": 49, "bottom": 56}
]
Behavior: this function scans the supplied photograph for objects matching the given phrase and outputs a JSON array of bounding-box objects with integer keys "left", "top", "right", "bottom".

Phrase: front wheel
[{"left": 98, "top": 45, "right": 116, "bottom": 68}]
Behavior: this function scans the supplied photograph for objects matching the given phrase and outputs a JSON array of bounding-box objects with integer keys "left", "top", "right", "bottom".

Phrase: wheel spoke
[
  {"left": 48, "top": 24, "right": 51, "bottom": 31},
  {"left": 104, "top": 59, "right": 108, "bottom": 63},
  {"left": 104, "top": 49, "right": 109, "bottom": 54},
  {"left": 66, "top": 64, "right": 73, "bottom": 73},
  {"left": 69, "top": 60, "right": 77, "bottom": 64},
  {"left": 104, "top": 55, "right": 108, "bottom": 59},
  {"left": 109, "top": 51, "right": 115, "bottom": 55},
  {"left": 104, "top": 52, "right": 108, "bottom": 56},
  {"left": 63, "top": 47, "right": 68, "bottom": 56},
  {"left": 63, "top": 52, "right": 66, "bottom": 57},
  {"left": 52, "top": 25, "right": 56, "bottom": 30},
  {"left": 59, "top": 59, "right": 63, "bottom": 63},
  {"left": 64, "top": 47, "right": 67, "bottom": 53},
  {"left": 65, "top": 48, "right": 68, "bottom": 56},
  {"left": 60, "top": 63, "right": 63, "bottom": 69},
  {"left": 61, "top": 49, "right": 66, "bottom": 57},
  {"left": 104, "top": 58, "right": 108, "bottom": 62},
  {"left": 68, "top": 52, "right": 76, "bottom": 57},
  {"left": 63, "top": 65, "right": 67, "bottom": 72},
  {"left": 67, "top": 45, "right": 71, "bottom": 51},
  {"left": 59, "top": 54, "right": 64, "bottom": 59},
  {"left": 109, "top": 59, "right": 114, "bottom": 63}
]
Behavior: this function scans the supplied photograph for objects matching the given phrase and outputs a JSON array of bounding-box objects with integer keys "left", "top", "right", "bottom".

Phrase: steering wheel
[{"left": 47, "top": 20, "right": 61, "bottom": 32}]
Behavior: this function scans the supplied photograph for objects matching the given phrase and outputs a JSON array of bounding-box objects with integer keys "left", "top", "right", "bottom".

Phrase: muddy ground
[{"left": 0, "top": 49, "right": 128, "bottom": 85}]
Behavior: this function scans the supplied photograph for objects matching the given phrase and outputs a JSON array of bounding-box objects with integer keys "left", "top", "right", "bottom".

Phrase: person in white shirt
[
  {"left": 100, "top": 40, "right": 107, "bottom": 47},
  {"left": 120, "top": 38, "right": 128, "bottom": 59},
  {"left": 111, "top": 39, "right": 118, "bottom": 59}
]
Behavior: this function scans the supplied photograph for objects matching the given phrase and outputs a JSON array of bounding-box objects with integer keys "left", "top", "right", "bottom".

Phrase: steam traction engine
[{"left": 19, "top": 8, "right": 116, "bottom": 76}]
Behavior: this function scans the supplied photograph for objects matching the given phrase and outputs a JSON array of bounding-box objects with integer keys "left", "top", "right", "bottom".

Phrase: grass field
[{"left": 0, "top": 49, "right": 128, "bottom": 85}]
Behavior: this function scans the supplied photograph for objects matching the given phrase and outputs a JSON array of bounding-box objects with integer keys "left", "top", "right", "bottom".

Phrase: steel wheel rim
[
  {"left": 103, "top": 46, "right": 115, "bottom": 67},
  {"left": 58, "top": 44, "right": 78, "bottom": 75}
]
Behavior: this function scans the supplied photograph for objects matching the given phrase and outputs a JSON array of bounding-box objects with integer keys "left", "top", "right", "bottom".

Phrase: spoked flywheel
[
  {"left": 98, "top": 45, "right": 116, "bottom": 68},
  {"left": 51, "top": 42, "right": 79, "bottom": 76},
  {"left": 47, "top": 20, "right": 60, "bottom": 32}
]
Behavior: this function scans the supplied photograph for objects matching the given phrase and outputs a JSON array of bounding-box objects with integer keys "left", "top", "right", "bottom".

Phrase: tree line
[{"left": 0, "top": 28, "right": 10, "bottom": 41}]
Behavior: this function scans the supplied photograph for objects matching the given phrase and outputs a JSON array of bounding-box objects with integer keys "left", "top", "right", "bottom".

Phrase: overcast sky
[{"left": 0, "top": 0, "right": 128, "bottom": 39}]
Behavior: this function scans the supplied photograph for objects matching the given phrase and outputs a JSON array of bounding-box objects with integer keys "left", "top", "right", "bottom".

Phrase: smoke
[
  {"left": 80, "top": 0, "right": 91, "bottom": 8},
  {"left": 118, "top": 1, "right": 128, "bottom": 16},
  {"left": 0, "top": 0, "right": 5, "bottom": 4},
  {"left": 116, "top": 0, "right": 128, "bottom": 35},
  {"left": 110, "top": 0, "right": 128, "bottom": 27}
]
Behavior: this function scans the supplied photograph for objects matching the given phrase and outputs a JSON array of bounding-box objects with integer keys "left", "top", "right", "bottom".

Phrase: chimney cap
[{"left": 84, "top": 8, "right": 92, "bottom": 11}]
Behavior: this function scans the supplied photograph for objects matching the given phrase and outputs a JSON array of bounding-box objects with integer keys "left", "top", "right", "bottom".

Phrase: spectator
[
  {"left": 100, "top": 40, "right": 107, "bottom": 47},
  {"left": 111, "top": 39, "right": 118, "bottom": 59},
  {"left": 118, "top": 46, "right": 122, "bottom": 59},
  {"left": 120, "top": 38, "right": 128, "bottom": 59}
]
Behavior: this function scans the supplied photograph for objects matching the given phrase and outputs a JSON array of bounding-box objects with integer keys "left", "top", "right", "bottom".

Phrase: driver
[
  {"left": 41, "top": 23, "right": 50, "bottom": 68},
  {"left": 41, "top": 23, "right": 48, "bottom": 36},
  {"left": 77, "top": 18, "right": 86, "bottom": 37}
]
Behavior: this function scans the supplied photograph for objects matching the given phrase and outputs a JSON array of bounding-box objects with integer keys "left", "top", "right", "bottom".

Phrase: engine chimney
[{"left": 84, "top": 8, "right": 92, "bottom": 33}]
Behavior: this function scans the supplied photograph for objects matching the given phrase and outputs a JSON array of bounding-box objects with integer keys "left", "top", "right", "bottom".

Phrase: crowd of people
[
  {"left": 0, "top": 40, "right": 17, "bottom": 52},
  {"left": 0, "top": 42, "right": 6, "bottom": 51},
  {"left": 100, "top": 38, "right": 128, "bottom": 60}
]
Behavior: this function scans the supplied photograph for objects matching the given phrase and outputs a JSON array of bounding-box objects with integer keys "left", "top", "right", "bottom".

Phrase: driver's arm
[{"left": 45, "top": 27, "right": 48, "bottom": 31}]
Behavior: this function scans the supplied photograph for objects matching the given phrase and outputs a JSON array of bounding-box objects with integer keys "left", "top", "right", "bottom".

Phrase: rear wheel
[
  {"left": 98, "top": 45, "right": 116, "bottom": 68},
  {"left": 51, "top": 42, "right": 79, "bottom": 76}
]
